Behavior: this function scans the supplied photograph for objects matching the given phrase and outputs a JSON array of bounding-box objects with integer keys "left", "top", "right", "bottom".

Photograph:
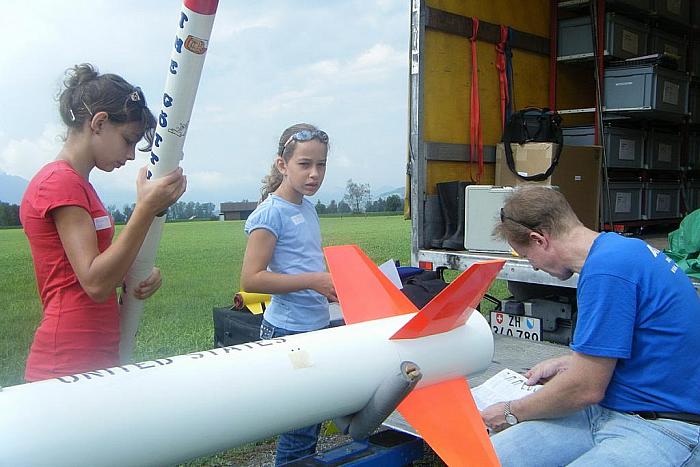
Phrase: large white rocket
[
  {"left": 0, "top": 245, "right": 504, "bottom": 466},
  {"left": 119, "top": 0, "right": 219, "bottom": 362}
]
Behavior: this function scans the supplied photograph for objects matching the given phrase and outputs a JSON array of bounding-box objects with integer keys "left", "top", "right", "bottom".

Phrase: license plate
[{"left": 490, "top": 312, "right": 541, "bottom": 341}]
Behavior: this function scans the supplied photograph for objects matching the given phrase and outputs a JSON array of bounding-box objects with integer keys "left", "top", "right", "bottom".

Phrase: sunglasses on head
[
  {"left": 283, "top": 129, "right": 329, "bottom": 149},
  {"left": 500, "top": 208, "right": 541, "bottom": 233}
]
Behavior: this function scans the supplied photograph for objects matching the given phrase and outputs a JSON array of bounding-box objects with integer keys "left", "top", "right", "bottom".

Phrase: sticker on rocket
[{"left": 185, "top": 35, "right": 208, "bottom": 54}]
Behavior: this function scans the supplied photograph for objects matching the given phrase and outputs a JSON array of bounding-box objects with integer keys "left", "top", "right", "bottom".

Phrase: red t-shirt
[{"left": 20, "top": 160, "right": 119, "bottom": 381}]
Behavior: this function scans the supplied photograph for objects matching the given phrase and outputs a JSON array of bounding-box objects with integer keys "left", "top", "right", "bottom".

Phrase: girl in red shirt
[{"left": 20, "top": 64, "right": 187, "bottom": 381}]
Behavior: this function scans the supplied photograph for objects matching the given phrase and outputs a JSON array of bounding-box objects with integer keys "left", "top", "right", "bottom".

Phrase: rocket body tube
[
  {"left": 0, "top": 311, "right": 493, "bottom": 466},
  {"left": 119, "top": 0, "right": 218, "bottom": 362}
]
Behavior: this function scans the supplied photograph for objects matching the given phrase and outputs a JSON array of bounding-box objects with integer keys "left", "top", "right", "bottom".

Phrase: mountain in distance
[
  {"left": 375, "top": 186, "right": 405, "bottom": 199},
  {"left": 0, "top": 171, "right": 28, "bottom": 204}
]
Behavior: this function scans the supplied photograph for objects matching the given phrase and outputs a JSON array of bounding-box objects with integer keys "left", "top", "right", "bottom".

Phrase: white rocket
[
  {"left": 119, "top": 0, "right": 218, "bottom": 362},
  {"left": 0, "top": 246, "right": 504, "bottom": 466}
]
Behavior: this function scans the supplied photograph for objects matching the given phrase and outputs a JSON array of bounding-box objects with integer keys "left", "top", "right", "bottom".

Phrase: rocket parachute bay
[{"left": 0, "top": 245, "right": 504, "bottom": 466}]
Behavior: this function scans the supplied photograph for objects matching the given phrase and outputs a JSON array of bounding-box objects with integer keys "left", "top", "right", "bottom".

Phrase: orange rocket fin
[
  {"left": 324, "top": 245, "right": 418, "bottom": 324},
  {"left": 397, "top": 378, "right": 500, "bottom": 467},
  {"left": 390, "top": 260, "right": 504, "bottom": 340}
]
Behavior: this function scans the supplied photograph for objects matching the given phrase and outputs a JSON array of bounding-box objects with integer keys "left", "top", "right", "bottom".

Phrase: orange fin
[
  {"left": 398, "top": 378, "right": 500, "bottom": 467},
  {"left": 391, "top": 260, "right": 504, "bottom": 340},
  {"left": 324, "top": 245, "right": 418, "bottom": 324}
]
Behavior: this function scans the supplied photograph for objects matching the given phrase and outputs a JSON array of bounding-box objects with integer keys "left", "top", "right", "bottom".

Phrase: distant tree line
[
  {"left": 0, "top": 201, "right": 20, "bottom": 226},
  {"left": 107, "top": 201, "right": 217, "bottom": 224},
  {"left": 313, "top": 179, "right": 403, "bottom": 215}
]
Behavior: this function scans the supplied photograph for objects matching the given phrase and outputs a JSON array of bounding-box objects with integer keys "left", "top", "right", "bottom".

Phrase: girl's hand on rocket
[
  {"left": 136, "top": 166, "right": 187, "bottom": 216},
  {"left": 311, "top": 272, "right": 338, "bottom": 302},
  {"left": 133, "top": 267, "right": 162, "bottom": 300}
]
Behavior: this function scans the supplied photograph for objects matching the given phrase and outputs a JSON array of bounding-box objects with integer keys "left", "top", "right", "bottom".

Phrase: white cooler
[{"left": 464, "top": 185, "right": 513, "bottom": 253}]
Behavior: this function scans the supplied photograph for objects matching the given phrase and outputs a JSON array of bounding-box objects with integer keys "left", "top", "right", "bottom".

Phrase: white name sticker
[
  {"left": 291, "top": 214, "right": 305, "bottom": 225},
  {"left": 94, "top": 215, "right": 112, "bottom": 231}
]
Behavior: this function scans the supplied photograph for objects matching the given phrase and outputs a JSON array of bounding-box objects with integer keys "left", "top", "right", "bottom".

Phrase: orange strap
[
  {"left": 496, "top": 25, "right": 509, "bottom": 131},
  {"left": 469, "top": 17, "right": 483, "bottom": 183}
]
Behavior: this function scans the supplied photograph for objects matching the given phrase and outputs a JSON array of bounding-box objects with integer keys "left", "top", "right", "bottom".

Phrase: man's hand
[
  {"left": 481, "top": 402, "right": 509, "bottom": 434},
  {"left": 525, "top": 355, "right": 572, "bottom": 385}
]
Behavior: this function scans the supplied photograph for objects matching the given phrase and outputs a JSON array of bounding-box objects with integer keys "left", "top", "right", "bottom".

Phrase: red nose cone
[{"left": 183, "top": 0, "right": 218, "bottom": 15}]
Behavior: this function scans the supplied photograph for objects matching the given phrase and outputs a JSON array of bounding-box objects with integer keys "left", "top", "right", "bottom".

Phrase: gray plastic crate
[
  {"left": 645, "top": 182, "right": 681, "bottom": 219},
  {"left": 558, "top": 13, "right": 648, "bottom": 59},
  {"left": 562, "top": 126, "right": 595, "bottom": 146},
  {"left": 602, "top": 182, "right": 644, "bottom": 222},
  {"left": 654, "top": 0, "right": 690, "bottom": 25},
  {"left": 606, "top": 127, "right": 646, "bottom": 168},
  {"left": 563, "top": 126, "right": 645, "bottom": 169},
  {"left": 604, "top": 64, "right": 689, "bottom": 116},
  {"left": 649, "top": 29, "right": 687, "bottom": 71},
  {"left": 646, "top": 130, "right": 681, "bottom": 170}
]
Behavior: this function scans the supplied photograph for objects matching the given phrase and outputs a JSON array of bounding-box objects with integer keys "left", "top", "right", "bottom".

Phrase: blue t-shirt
[
  {"left": 572, "top": 232, "right": 700, "bottom": 413},
  {"left": 244, "top": 194, "right": 329, "bottom": 331}
]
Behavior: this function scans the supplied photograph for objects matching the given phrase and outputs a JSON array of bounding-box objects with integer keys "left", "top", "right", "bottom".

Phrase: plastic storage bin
[
  {"left": 649, "top": 29, "right": 687, "bottom": 71},
  {"left": 654, "top": 0, "right": 690, "bottom": 25},
  {"left": 562, "top": 126, "right": 645, "bottom": 169},
  {"left": 602, "top": 181, "right": 644, "bottom": 222},
  {"left": 646, "top": 130, "right": 681, "bottom": 170},
  {"left": 558, "top": 13, "right": 648, "bottom": 59},
  {"left": 604, "top": 64, "right": 689, "bottom": 116},
  {"left": 645, "top": 182, "right": 681, "bottom": 219}
]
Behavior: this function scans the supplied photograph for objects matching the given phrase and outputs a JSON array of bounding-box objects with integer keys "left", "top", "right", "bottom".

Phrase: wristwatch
[{"left": 504, "top": 401, "right": 519, "bottom": 426}]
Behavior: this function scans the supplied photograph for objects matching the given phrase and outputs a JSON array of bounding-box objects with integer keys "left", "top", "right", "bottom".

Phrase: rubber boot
[
  {"left": 443, "top": 181, "right": 469, "bottom": 250},
  {"left": 431, "top": 181, "right": 459, "bottom": 248}
]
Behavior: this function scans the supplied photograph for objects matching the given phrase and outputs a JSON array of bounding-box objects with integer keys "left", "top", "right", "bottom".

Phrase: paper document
[
  {"left": 378, "top": 259, "right": 403, "bottom": 289},
  {"left": 471, "top": 369, "right": 542, "bottom": 411}
]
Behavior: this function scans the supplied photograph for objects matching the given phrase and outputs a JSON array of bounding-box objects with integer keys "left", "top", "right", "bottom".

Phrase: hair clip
[
  {"left": 68, "top": 108, "right": 76, "bottom": 122},
  {"left": 129, "top": 91, "right": 141, "bottom": 102}
]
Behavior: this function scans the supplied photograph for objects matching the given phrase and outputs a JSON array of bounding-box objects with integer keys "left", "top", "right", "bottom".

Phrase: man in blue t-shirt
[{"left": 481, "top": 185, "right": 700, "bottom": 466}]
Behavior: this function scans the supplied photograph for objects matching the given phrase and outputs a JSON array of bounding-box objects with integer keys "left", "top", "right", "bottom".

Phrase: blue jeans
[
  {"left": 492, "top": 404, "right": 700, "bottom": 466},
  {"left": 260, "top": 320, "right": 323, "bottom": 466}
]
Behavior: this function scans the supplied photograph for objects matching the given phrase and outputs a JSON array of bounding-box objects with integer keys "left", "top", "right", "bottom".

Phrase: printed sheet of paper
[
  {"left": 471, "top": 368, "right": 543, "bottom": 411},
  {"left": 378, "top": 259, "right": 403, "bottom": 290}
]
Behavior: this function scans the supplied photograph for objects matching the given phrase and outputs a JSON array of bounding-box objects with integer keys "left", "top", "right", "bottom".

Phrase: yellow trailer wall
[{"left": 423, "top": 0, "right": 552, "bottom": 193}]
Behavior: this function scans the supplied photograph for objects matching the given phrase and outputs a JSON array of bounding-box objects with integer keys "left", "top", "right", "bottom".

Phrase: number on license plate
[{"left": 490, "top": 312, "right": 541, "bottom": 341}]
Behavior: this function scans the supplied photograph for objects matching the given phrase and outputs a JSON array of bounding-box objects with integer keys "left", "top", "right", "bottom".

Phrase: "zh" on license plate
[{"left": 490, "top": 312, "right": 541, "bottom": 341}]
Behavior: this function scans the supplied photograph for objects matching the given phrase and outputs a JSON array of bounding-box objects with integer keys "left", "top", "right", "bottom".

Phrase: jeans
[
  {"left": 260, "top": 319, "right": 323, "bottom": 466},
  {"left": 492, "top": 404, "right": 700, "bottom": 467}
]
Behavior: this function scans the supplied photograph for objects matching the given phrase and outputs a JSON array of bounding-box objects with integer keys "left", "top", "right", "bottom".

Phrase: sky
[{"left": 0, "top": 0, "right": 409, "bottom": 207}]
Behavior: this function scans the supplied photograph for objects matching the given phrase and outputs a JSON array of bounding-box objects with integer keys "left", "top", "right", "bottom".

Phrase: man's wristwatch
[{"left": 504, "top": 401, "right": 519, "bottom": 426}]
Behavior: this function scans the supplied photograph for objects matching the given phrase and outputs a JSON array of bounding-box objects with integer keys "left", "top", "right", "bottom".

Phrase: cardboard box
[{"left": 495, "top": 143, "right": 602, "bottom": 231}]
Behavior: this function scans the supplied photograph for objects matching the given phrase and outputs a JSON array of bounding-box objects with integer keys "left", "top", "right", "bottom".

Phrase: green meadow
[
  {"left": 0, "top": 216, "right": 417, "bottom": 387},
  {"left": 1, "top": 215, "right": 506, "bottom": 387}
]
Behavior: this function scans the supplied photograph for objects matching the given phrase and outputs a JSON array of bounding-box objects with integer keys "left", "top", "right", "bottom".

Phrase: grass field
[{"left": 0, "top": 215, "right": 506, "bottom": 465}]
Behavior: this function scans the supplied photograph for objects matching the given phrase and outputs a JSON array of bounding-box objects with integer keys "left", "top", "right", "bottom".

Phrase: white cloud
[
  {"left": 212, "top": 11, "right": 280, "bottom": 41},
  {"left": 347, "top": 43, "right": 406, "bottom": 78},
  {"left": 0, "top": 124, "right": 64, "bottom": 179}
]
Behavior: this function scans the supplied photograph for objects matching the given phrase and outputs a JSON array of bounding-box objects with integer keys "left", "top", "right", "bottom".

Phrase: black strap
[
  {"left": 502, "top": 109, "right": 563, "bottom": 182},
  {"left": 630, "top": 411, "right": 700, "bottom": 425}
]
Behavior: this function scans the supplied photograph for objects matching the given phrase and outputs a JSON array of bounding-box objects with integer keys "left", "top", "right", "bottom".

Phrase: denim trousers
[
  {"left": 260, "top": 319, "right": 323, "bottom": 466},
  {"left": 491, "top": 404, "right": 700, "bottom": 467}
]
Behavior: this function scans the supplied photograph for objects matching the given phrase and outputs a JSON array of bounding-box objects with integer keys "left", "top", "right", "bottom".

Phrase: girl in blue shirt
[{"left": 241, "top": 123, "right": 336, "bottom": 465}]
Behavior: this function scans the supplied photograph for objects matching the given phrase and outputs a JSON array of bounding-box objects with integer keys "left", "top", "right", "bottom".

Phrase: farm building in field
[{"left": 220, "top": 201, "right": 258, "bottom": 221}]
